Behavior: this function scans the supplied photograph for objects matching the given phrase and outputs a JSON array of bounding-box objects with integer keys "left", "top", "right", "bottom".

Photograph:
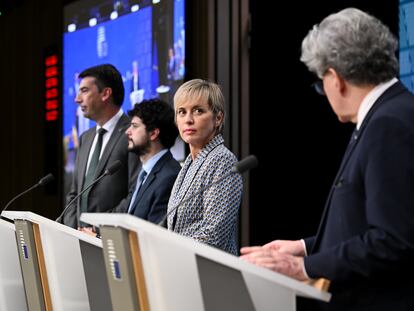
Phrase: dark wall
[
  {"left": 0, "top": 0, "right": 63, "bottom": 219},
  {"left": 249, "top": 1, "right": 399, "bottom": 245}
]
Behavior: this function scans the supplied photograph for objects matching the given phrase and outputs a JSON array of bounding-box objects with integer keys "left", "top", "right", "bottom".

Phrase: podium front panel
[
  {"left": 0, "top": 219, "right": 27, "bottom": 311},
  {"left": 79, "top": 240, "right": 112, "bottom": 311},
  {"left": 14, "top": 220, "right": 46, "bottom": 311},
  {"left": 196, "top": 255, "right": 256, "bottom": 310},
  {"left": 100, "top": 226, "right": 140, "bottom": 311},
  {"left": 81, "top": 213, "right": 331, "bottom": 311}
]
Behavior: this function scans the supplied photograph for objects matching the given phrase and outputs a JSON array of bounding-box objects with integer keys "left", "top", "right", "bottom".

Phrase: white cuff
[
  {"left": 300, "top": 239, "right": 310, "bottom": 279},
  {"left": 300, "top": 239, "right": 308, "bottom": 256}
]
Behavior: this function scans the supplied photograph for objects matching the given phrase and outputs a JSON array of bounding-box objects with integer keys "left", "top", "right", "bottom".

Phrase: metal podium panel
[
  {"left": 0, "top": 219, "right": 27, "bottom": 311},
  {"left": 100, "top": 226, "right": 140, "bottom": 311},
  {"left": 79, "top": 240, "right": 112, "bottom": 311},
  {"left": 14, "top": 220, "right": 46, "bottom": 311},
  {"left": 196, "top": 255, "right": 255, "bottom": 311}
]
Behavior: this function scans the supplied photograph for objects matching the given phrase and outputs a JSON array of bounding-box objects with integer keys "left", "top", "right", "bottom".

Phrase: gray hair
[
  {"left": 300, "top": 8, "right": 398, "bottom": 85},
  {"left": 174, "top": 79, "right": 226, "bottom": 134}
]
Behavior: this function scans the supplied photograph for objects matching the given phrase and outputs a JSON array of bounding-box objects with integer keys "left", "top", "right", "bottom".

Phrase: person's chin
[
  {"left": 184, "top": 137, "right": 200, "bottom": 146},
  {"left": 181, "top": 135, "right": 191, "bottom": 144},
  {"left": 127, "top": 146, "right": 136, "bottom": 153},
  {"left": 129, "top": 147, "right": 143, "bottom": 156},
  {"left": 182, "top": 132, "right": 196, "bottom": 140}
]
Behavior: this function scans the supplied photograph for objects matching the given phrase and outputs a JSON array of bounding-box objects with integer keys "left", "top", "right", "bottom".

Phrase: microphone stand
[
  {"left": 58, "top": 172, "right": 109, "bottom": 228},
  {"left": 1, "top": 173, "right": 54, "bottom": 219},
  {"left": 3, "top": 184, "right": 39, "bottom": 214},
  {"left": 1, "top": 185, "right": 40, "bottom": 223},
  {"left": 57, "top": 161, "right": 122, "bottom": 228}
]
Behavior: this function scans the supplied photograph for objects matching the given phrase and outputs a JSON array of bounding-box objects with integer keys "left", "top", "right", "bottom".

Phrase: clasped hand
[{"left": 240, "top": 239, "right": 309, "bottom": 281}]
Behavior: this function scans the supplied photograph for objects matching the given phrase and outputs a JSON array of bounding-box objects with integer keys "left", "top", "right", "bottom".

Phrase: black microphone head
[
  {"left": 38, "top": 173, "right": 54, "bottom": 186},
  {"left": 105, "top": 160, "right": 122, "bottom": 175},
  {"left": 119, "top": 124, "right": 130, "bottom": 133},
  {"left": 232, "top": 155, "right": 258, "bottom": 174}
]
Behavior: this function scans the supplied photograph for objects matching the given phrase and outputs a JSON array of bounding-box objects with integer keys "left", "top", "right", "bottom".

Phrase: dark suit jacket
[
  {"left": 59, "top": 113, "right": 139, "bottom": 228},
  {"left": 126, "top": 151, "right": 180, "bottom": 224},
  {"left": 301, "top": 82, "right": 414, "bottom": 311}
]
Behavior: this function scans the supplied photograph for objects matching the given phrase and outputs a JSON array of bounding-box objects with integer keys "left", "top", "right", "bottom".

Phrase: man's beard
[{"left": 128, "top": 138, "right": 151, "bottom": 156}]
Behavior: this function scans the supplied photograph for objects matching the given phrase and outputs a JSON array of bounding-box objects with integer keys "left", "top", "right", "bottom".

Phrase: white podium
[
  {"left": 0, "top": 218, "right": 27, "bottom": 311},
  {"left": 82, "top": 213, "right": 331, "bottom": 311},
  {"left": 1, "top": 211, "right": 112, "bottom": 311}
]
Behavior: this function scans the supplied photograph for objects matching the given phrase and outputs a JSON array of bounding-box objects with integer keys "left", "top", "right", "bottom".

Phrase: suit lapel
[
  {"left": 78, "top": 128, "right": 96, "bottom": 191},
  {"left": 167, "top": 156, "right": 203, "bottom": 228},
  {"left": 167, "top": 156, "right": 190, "bottom": 226},
  {"left": 311, "top": 81, "right": 406, "bottom": 253},
  {"left": 168, "top": 135, "right": 224, "bottom": 228},
  {"left": 94, "top": 114, "right": 129, "bottom": 178},
  {"left": 134, "top": 152, "right": 171, "bottom": 204},
  {"left": 171, "top": 155, "right": 205, "bottom": 213}
]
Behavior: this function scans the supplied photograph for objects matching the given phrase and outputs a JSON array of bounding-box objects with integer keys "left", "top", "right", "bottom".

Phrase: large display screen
[
  {"left": 400, "top": 0, "right": 414, "bottom": 90},
  {"left": 63, "top": 0, "right": 185, "bottom": 195}
]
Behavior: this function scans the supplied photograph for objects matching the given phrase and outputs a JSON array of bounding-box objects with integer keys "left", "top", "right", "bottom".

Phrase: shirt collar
[
  {"left": 197, "top": 134, "right": 224, "bottom": 159},
  {"left": 356, "top": 78, "right": 398, "bottom": 130},
  {"left": 96, "top": 108, "right": 124, "bottom": 133},
  {"left": 142, "top": 149, "right": 168, "bottom": 174}
]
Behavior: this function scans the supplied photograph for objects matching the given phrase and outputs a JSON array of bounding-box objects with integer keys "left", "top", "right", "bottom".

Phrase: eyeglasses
[{"left": 312, "top": 79, "right": 325, "bottom": 96}]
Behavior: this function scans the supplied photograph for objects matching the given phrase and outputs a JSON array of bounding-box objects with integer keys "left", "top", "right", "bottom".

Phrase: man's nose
[{"left": 75, "top": 93, "right": 81, "bottom": 103}]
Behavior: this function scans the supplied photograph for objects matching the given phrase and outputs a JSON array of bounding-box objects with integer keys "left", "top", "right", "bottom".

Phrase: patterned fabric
[{"left": 167, "top": 134, "right": 243, "bottom": 255}]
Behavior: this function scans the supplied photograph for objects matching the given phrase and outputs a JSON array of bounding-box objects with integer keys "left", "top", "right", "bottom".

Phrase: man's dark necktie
[
  {"left": 128, "top": 169, "right": 147, "bottom": 214},
  {"left": 80, "top": 128, "right": 106, "bottom": 225}
]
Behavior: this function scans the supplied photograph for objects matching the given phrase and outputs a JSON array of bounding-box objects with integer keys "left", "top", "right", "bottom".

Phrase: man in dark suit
[
  {"left": 57, "top": 64, "right": 139, "bottom": 228},
  {"left": 240, "top": 8, "right": 414, "bottom": 310},
  {"left": 121, "top": 98, "right": 181, "bottom": 223}
]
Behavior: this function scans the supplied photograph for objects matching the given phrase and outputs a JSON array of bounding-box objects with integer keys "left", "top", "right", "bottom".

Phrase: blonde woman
[{"left": 167, "top": 79, "right": 242, "bottom": 255}]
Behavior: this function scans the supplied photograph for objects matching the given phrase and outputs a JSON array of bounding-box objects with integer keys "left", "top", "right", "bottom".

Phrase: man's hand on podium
[
  {"left": 240, "top": 246, "right": 308, "bottom": 281},
  {"left": 79, "top": 226, "right": 100, "bottom": 238}
]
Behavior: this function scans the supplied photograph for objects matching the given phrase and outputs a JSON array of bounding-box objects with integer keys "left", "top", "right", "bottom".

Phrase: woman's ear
[{"left": 215, "top": 111, "right": 223, "bottom": 127}]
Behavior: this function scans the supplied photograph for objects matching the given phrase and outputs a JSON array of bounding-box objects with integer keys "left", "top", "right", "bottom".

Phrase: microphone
[
  {"left": 158, "top": 155, "right": 258, "bottom": 226},
  {"left": 1, "top": 173, "right": 54, "bottom": 215},
  {"left": 119, "top": 123, "right": 131, "bottom": 133},
  {"left": 232, "top": 154, "right": 259, "bottom": 174},
  {"left": 56, "top": 160, "right": 122, "bottom": 227},
  {"left": 105, "top": 160, "right": 122, "bottom": 175},
  {"left": 38, "top": 174, "right": 55, "bottom": 186}
]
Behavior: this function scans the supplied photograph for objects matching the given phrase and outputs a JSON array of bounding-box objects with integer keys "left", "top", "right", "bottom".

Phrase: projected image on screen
[
  {"left": 400, "top": 0, "right": 414, "bottom": 91},
  {"left": 63, "top": 0, "right": 185, "bottom": 195}
]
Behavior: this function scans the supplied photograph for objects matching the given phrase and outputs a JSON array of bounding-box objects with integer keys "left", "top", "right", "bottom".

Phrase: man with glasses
[{"left": 241, "top": 8, "right": 414, "bottom": 310}]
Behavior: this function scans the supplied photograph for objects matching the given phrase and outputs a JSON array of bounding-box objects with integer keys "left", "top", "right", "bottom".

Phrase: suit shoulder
[
  {"left": 164, "top": 157, "right": 181, "bottom": 175},
  {"left": 209, "top": 144, "right": 238, "bottom": 164},
  {"left": 114, "top": 113, "right": 131, "bottom": 131},
  {"left": 79, "top": 127, "right": 96, "bottom": 143},
  {"left": 81, "top": 126, "right": 96, "bottom": 136}
]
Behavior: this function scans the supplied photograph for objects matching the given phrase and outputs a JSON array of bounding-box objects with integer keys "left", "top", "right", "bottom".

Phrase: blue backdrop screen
[
  {"left": 400, "top": 0, "right": 414, "bottom": 90},
  {"left": 63, "top": 0, "right": 185, "bottom": 192}
]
